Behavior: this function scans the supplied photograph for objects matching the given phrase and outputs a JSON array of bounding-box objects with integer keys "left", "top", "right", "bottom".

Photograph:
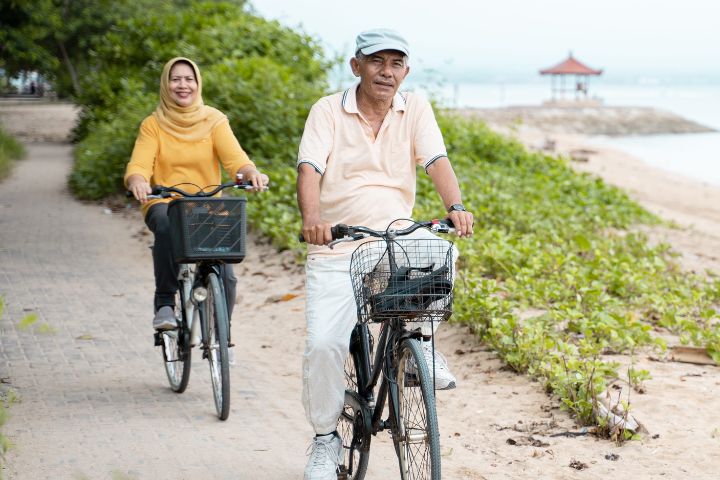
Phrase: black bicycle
[
  {"left": 311, "top": 219, "right": 456, "bottom": 480},
  {"left": 142, "top": 180, "right": 260, "bottom": 420}
]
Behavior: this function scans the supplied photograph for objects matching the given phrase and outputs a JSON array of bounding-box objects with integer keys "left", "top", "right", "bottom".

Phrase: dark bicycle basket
[
  {"left": 168, "top": 197, "right": 247, "bottom": 264},
  {"left": 350, "top": 239, "right": 454, "bottom": 323}
]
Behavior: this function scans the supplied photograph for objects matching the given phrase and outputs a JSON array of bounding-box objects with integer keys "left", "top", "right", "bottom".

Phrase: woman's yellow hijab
[{"left": 153, "top": 57, "right": 226, "bottom": 142}]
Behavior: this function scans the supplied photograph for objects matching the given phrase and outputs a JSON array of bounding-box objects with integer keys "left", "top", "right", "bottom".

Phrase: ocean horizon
[{"left": 412, "top": 81, "right": 720, "bottom": 187}]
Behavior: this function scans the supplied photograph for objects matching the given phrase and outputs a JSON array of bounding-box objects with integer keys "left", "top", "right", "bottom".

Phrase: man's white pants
[
  {"left": 302, "top": 253, "right": 356, "bottom": 435},
  {"left": 301, "top": 229, "right": 459, "bottom": 435}
]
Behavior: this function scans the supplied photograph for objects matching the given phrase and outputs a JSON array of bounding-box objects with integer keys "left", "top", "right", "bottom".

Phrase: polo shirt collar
[{"left": 342, "top": 82, "right": 407, "bottom": 114}]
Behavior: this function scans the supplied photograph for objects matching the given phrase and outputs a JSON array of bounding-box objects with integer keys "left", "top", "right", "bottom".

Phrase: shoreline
[
  {"left": 510, "top": 125, "right": 720, "bottom": 274},
  {"left": 454, "top": 105, "right": 716, "bottom": 136},
  {"left": 445, "top": 101, "right": 720, "bottom": 274}
]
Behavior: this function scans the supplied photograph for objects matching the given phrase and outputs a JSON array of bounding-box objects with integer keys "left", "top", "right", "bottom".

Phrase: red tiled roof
[{"left": 540, "top": 54, "right": 602, "bottom": 75}]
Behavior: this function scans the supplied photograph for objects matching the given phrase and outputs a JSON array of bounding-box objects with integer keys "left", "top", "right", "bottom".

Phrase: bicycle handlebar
[
  {"left": 298, "top": 219, "right": 455, "bottom": 247},
  {"left": 126, "top": 180, "right": 268, "bottom": 200}
]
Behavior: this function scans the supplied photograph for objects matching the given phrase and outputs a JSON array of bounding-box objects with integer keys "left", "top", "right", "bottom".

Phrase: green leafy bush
[
  {"left": 0, "top": 126, "right": 25, "bottom": 181},
  {"left": 412, "top": 112, "right": 720, "bottom": 424}
]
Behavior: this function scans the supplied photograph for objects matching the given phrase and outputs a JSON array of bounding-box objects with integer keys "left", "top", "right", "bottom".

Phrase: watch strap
[{"left": 447, "top": 203, "right": 466, "bottom": 213}]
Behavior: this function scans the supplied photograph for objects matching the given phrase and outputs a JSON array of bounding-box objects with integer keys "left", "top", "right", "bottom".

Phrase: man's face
[{"left": 351, "top": 50, "right": 410, "bottom": 103}]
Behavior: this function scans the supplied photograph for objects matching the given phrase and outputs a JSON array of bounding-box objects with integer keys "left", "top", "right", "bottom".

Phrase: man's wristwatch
[{"left": 447, "top": 203, "right": 466, "bottom": 213}]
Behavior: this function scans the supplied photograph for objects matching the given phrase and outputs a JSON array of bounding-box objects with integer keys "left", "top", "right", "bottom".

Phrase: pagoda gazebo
[{"left": 539, "top": 52, "right": 602, "bottom": 102}]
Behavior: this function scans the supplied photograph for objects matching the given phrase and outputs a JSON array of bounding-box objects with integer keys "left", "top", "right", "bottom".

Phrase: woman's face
[{"left": 168, "top": 62, "right": 197, "bottom": 107}]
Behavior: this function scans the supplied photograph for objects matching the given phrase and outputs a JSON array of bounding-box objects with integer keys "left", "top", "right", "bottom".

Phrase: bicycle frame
[
  {"left": 351, "top": 318, "right": 425, "bottom": 437},
  {"left": 350, "top": 238, "right": 430, "bottom": 438},
  {"left": 178, "top": 261, "right": 229, "bottom": 350}
]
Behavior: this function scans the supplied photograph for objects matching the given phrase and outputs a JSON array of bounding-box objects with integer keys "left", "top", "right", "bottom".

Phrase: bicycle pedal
[{"left": 228, "top": 342, "right": 235, "bottom": 348}]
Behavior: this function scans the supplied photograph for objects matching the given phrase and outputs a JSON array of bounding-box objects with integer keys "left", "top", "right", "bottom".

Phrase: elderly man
[{"left": 297, "top": 28, "right": 474, "bottom": 479}]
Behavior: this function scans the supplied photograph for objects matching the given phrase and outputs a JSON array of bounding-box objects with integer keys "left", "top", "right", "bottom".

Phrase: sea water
[{"left": 413, "top": 80, "right": 720, "bottom": 186}]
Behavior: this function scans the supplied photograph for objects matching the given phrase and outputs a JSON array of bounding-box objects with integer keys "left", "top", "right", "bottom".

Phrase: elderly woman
[{"left": 125, "top": 57, "right": 268, "bottom": 330}]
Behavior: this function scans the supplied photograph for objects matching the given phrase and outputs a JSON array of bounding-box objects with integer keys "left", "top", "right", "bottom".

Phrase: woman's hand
[
  {"left": 237, "top": 165, "right": 269, "bottom": 192},
  {"left": 127, "top": 174, "right": 152, "bottom": 204}
]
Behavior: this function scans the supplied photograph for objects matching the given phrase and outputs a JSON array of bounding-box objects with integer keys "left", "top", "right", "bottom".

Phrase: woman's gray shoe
[{"left": 153, "top": 306, "right": 177, "bottom": 330}]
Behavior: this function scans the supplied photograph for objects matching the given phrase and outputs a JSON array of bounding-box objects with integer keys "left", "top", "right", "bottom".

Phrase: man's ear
[{"left": 350, "top": 57, "right": 361, "bottom": 77}]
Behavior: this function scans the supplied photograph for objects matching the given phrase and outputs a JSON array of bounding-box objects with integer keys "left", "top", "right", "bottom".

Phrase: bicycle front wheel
[
  {"left": 394, "top": 338, "right": 441, "bottom": 480},
  {"left": 161, "top": 288, "right": 191, "bottom": 392},
  {"left": 205, "top": 272, "right": 231, "bottom": 420}
]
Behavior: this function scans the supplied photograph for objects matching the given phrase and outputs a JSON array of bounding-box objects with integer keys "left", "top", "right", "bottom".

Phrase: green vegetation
[
  {"left": 0, "top": 126, "right": 25, "bottom": 181},
  {"left": 16, "top": 0, "right": 719, "bottom": 436},
  {"left": 415, "top": 114, "right": 720, "bottom": 430}
]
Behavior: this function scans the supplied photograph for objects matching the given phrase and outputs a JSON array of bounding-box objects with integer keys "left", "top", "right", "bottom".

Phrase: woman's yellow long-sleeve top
[{"left": 124, "top": 115, "right": 255, "bottom": 217}]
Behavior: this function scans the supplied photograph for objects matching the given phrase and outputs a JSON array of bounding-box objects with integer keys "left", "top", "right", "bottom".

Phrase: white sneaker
[
  {"left": 304, "top": 433, "right": 342, "bottom": 480},
  {"left": 417, "top": 341, "right": 457, "bottom": 390}
]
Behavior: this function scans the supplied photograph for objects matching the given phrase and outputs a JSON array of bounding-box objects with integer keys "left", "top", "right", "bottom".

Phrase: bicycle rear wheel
[
  {"left": 393, "top": 338, "right": 441, "bottom": 480},
  {"left": 161, "top": 288, "right": 191, "bottom": 392},
  {"left": 205, "top": 272, "right": 230, "bottom": 420},
  {"left": 338, "top": 353, "right": 370, "bottom": 479}
]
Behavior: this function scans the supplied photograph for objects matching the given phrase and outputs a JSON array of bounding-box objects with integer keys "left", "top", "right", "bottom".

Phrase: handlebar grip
[
  {"left": 332, "top": 224, "right": 349, "bottom": 239},
  {"left": 441, "top": 218, "right": 455, "bottom": 229},
  {"left": 126, "top": 185, "right": 167, "bottom": 197},
  {"left": 298, "top": 224, "right": 349, "bottom": 243}
]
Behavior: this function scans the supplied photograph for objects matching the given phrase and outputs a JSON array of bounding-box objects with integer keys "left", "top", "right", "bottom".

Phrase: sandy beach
[{"left": 1, "top": 100, "right": 719, "bottom": 479}]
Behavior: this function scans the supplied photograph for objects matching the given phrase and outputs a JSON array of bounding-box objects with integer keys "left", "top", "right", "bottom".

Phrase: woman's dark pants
[{"left": 145, "top": 203, "right": 237, "bottom": 318}]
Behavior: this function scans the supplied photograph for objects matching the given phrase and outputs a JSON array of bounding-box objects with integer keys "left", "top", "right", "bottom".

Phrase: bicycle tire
[
  {"left": 393, "top": 338, "right": 441, "bottom": 480},
  {"left": 338, "top": 355, "right": 371, "bottom": 479},
  {"left": 161, "top": 288, "right": 191, "bottom": 392},
  {"left": 205, "top": 272, "right": 231, "bottom": 420}
]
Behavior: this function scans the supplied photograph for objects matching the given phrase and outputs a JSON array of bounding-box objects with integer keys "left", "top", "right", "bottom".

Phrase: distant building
[{"left": 540, "top": 53, "right": 602, "bottom": 104}]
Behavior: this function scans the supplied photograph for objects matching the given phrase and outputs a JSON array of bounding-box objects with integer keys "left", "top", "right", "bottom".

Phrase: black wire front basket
[
  {"left": 350, "top": 239, "right": 454, "bottom": 323},
  {"left": 168, "top": 197, "right": 247, "bottom": 264}
]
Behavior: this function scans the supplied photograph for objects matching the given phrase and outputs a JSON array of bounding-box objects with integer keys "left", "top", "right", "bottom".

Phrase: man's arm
[
  {"left": 426, "top": 157, "right": 474, "bottom": 236},
  {"left": 297, "top": 163, "right": 333, "bottom": 245}
]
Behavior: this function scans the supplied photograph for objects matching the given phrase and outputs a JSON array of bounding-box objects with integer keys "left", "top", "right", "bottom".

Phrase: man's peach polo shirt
[{"left": 298, "top": 83, "right": 447, "bottom": 256}]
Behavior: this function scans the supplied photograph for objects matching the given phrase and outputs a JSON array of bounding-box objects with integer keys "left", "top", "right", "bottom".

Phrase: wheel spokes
[{"left": 398, "top": 349, "right": 433, "bottom": 479}]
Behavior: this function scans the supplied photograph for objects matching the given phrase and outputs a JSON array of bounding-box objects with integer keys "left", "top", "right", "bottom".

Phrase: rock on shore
[{"left": 453, "top": 105, "right": 716, "bottom": 136}]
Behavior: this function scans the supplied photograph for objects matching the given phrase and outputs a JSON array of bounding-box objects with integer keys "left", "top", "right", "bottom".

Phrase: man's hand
[
  {"left": 237, "top": 165, "right": 269, "bottom": 192},
  {"left": 127, "top": 174, "right": 152, "bottom": 204},
  {"left": 448, "top": 209, "right": 474, "bottom": 237},
  {"left": 301, "top": 218, "right": 333, "bottom": 246}
]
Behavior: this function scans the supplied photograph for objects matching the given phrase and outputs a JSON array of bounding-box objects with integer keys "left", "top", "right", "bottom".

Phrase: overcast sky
[{"left": 249, "top": 0, "right": 720, "bottom": 81}]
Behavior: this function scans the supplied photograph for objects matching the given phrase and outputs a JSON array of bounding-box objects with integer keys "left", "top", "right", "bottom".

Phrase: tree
[{"left": 0, "top": 0, "right": 199, "bottom": 97}]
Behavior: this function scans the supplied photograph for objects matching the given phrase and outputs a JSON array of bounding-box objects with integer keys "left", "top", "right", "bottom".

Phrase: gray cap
[{"left": 355, "top": 28, "right": 409, "bottom": 57}]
